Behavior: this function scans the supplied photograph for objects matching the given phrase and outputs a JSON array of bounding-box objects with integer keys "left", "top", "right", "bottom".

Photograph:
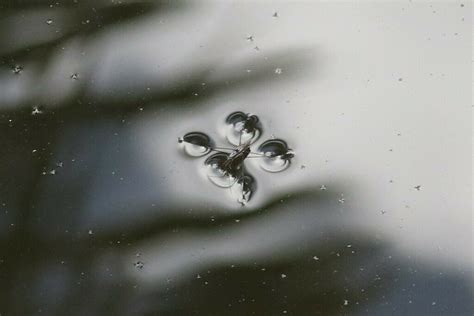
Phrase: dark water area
[{"left": 0, "top": 1, "right": 472, "bottom": 315}]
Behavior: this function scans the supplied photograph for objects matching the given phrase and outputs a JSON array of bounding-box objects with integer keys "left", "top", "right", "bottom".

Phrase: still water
[{"left": 0, "top": 1, "right": 472, "bottom": 315}]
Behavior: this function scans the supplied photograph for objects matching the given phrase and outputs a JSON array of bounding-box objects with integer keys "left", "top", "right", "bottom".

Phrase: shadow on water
[{"left": 0, "top": 1, "right": 472, "bottom": 315}]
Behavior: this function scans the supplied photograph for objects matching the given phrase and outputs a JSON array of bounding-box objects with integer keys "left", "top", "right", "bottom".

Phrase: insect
[{"left": 178, "top": 111, "right": 294, "bottom": 205}]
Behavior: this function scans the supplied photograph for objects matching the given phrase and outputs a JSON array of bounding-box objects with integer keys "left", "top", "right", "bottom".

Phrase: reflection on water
[{"left": 0, "top": 1, "right": 472, "bottom": 315}]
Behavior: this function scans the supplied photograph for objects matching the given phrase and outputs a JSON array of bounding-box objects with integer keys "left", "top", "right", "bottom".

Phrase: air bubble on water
[
  {"left": 258, "top": 139, "right": 293, "bottom": 172},
  {"left": 275, "top": 68, "right": 283, "bottom": 74},
  {"left": 230, "top": 174, "right": 255, "bottom": 205},
  {"left": 179, "top": 132, "right": 212, "bottom": 157},
  {"left": 225, "top": 111, "right": 261, "bottom": 146},
  {"left": 134, "top": 261, "right": 144, "bottom": 270},
  {"left": 45, "top": 18, "right": 53, "bottom": 25},
  {"left": 205, "top": 153, "right": 236, "bottom": 188},
  {"left": 12, "top": 65, "right": 23, "bottom": 74}
]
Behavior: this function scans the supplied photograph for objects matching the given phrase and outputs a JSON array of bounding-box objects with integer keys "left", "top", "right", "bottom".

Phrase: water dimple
[
  {"left": 225, "top": 111, "right": 261, "bottom": 146},
  {"left": 230, "top": 174, "right": 255, "bottom": 205},
  {"left": 258, "top": 139, "right": 294, "bottom": 172},
  {"left": 204, "top": 153, "right": 236, "bottom": 188},
  {"left": 178, "top": 132, "right": 212, "bottom": 157}
]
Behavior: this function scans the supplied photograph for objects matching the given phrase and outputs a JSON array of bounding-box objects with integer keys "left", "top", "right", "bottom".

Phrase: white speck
[
  {"left": 275, "top": 68, "right": 283, "bottom": 74},
  {"left": 196, "top": 274, "right": 201, "bottom": 279},
  {"left": 88, "top": 230, "right": 93, "bottom": 235},
  {"left": 346, "top": 244, "right": 352, "bottom": 248},
  {"left": 432, "top": 301, "right": 436, "bottom": 306},
  {"left": 313, "top": 255, "right": 319, "bottom": 261},
  {"left": 338, "top": 197, "right": 345, "bottom": 204},
  {"left": 281, "top": 274, "right": 286, "bottom": 278},
  {"left": 45, "top": 18, "right": 53, "bottom": 25},
  {"left": 234, "top": 219, "right": 240, "bottom": 223},
  {"left": 48, "top": 169, "right": 56, "bottom": 175},
  {"left": 344, "top": 299, "right": 349, "bottom": 306},
  {"left": 56, "top": 162, "right": 63, "bottom": 168},
  {"left": 320, "top": 185, "right": 327, "bottom": 191}
]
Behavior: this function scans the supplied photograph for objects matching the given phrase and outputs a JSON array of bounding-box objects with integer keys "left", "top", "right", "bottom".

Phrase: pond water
[{"left": 0, "top": 1, "right": 472, "bottom": 315}]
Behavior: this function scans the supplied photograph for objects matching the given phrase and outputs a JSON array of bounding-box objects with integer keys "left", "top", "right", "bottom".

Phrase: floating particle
[
  {"left": 196, "top": 274, "right": 201, "bottom": 279},
  {"left": 313, "top": 255, "right": 319, "bottom": 261},
  {"left": 273, "top": 12, "right": 279, "bottom": 18},
  {"left": 398, "top": 77, "right": 403, "bottom": 82},
  {"left": 460, "top": 3, "right": 464, "bottom": 7},
  {"left": 300, "top": 165, "right": 306, "bottom": 169},
  {"left": 134, "top": 261, "right": 144, "bottom": 270},
  {"left": 338, "top": 197, "right": 345, "bottom": 204},
  {"left": 281, "top": 274, "right": 286, "bottom": 278},
  {"left": 12, "top": 65, "right": 23, "bottom": 74},
  {"left": 275, "top": 68, "right": 283, "bottom": 74},
  {"left": 344, "top": 300, "right": 349, "bottom": 306},
  {"left": 48, "top": 169, "right": 57, "bottom": 175},
  {"left": 320, "top": 185, "right": 327, "bottom": 191},
  {"left": 56, "top": 162, "right": 63, "bottom": 168},
  {"left": 414, "top": 185, "right": 421, "bottom": 191},
  {"left": 246, "top": 35, "right": 254, "bottom": 42},
  {"left": 45, "top": 18, "right": 53, "bottom": 25},
  {"left": 88, "top": 229, "right": 93, "bottom": 235},
  {"left": 31, "top": 106, "right": 43, "bottom": 115},
  {"left": 70, "top": 73, "right": 79, "bottom": 80},
  {"left": 254, "top": 46, "right": 260, "bottom": 51},
  {"left": 381, "top": 210, "right": 387, "bottom": 214}
]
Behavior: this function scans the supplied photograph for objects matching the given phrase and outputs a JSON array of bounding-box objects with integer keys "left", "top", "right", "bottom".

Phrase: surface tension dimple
[
  {"left": 178, "top": 132, "right": 213, "bottom": 157},
  {"left": 225, "top": 111, "right": 261, "bottom": 146},
  {"left": 258, "top": 139, "right": 294, "bottom": 173}
]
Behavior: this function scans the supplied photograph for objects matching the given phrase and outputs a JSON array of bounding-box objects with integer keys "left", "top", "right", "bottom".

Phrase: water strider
[{"left": 178, "top": 111, "right": 294, "bottom": 205}]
